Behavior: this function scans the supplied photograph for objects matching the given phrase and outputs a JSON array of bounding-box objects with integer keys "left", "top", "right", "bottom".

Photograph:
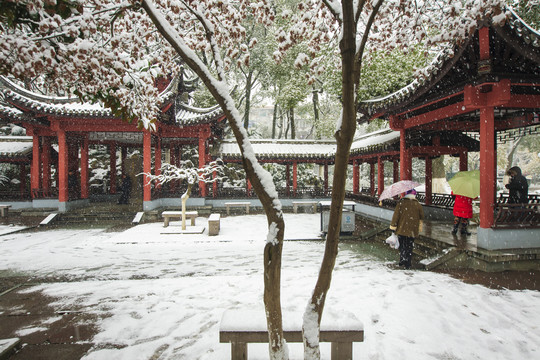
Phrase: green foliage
[
  {"left": 357, "top": 47, "right": 429, "bottom": 102},
  {"left": 0, "top": 0, "right": 81, "bottom": 30},
  {"left": 509, "top": 0, "right": 540, "bottom": 29}
]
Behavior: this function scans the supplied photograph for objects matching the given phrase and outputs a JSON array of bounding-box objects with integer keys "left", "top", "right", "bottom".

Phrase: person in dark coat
[
  {"left": 118, "top": 174, "right": 132, "bottom": 205},
  {"left": 451, "top": 192, "right": 474, "bottom": 236},
  {"left": 505, "top": 166, "right": 528, "bottom": 205},
  {"left": 389, "top": 188, "right": 424, "bottom": 270}
]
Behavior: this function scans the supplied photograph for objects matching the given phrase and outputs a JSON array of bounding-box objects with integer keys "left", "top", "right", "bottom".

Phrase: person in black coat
[
  {"left": 505, "top": 166, "right": 528, "bottom": 205},
  {"left": 118, "top": 174, "right": 132, "bottom": 205}
]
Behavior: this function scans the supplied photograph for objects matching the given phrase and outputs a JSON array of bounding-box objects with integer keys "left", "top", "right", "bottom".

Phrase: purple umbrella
[{"left": 378, "top": 180, "right": 421, "bottom": 201}]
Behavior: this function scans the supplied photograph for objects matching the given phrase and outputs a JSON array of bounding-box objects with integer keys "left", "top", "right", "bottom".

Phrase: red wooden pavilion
[
  {"left": 359, "top": 9, "right": 540, "bottom": 249},
  {"left": 0, "top": 76, "right": 226, "bottom": 211}
]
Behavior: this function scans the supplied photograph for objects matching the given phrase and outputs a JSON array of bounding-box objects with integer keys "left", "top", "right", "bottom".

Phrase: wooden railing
[
  {"left": 493, "top": 202, "right": 540, "bottom": 228},
  {"left": 0, "top": 190, "right": 32, "bottom": 201}
]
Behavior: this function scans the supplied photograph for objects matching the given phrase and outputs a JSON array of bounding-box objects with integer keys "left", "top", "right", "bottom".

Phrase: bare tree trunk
[
  {"left": 303, "top": 1, "right": 361, "bottom": 358},
  {"left": 142, "top": 2, "right": 288, "bottom": 358},
  {"left": 180, "top": 184, "right": 192, "bottom": 230},
  {"left": 272, "top": 103, "right": 278, "bottom": 139},
  {"left": 312, "top": 87, "right": 320, "bottom": 140},
  {"left": 290, "top": 108, "right": 296, "bottom": 139},
  {"left": 243, "top": 70, "right": 253, "bottom": 130}
]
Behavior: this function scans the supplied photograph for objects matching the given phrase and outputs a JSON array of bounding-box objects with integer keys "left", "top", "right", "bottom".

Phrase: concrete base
[{"left": 477, "top": 227, "right": 540, "bottom": 250}]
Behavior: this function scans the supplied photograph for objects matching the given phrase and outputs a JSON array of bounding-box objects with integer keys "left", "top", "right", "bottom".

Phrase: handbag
[{"left": 385, "top": 233, "right": 399, "bottom": 249}]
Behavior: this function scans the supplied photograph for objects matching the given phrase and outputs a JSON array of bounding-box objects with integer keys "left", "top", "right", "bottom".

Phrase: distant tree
[{"left": 143, "top": 160, "right": 225, "bottom": 230}]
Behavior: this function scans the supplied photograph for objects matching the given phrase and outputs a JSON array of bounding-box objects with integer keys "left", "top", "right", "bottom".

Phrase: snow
[{"left": 1, "top": 214, "right": 540, "bottom": 360}]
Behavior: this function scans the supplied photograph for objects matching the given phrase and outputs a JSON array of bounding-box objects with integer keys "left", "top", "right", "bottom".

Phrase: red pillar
[
  {"left": 247, "top": 179, "right": 252, "bottom": 197},
  {"left": 479, "top": 107, "right": 496, "bottom": 228},
  {"left": 19, "top": 164, "right": 26, "bottom": 195},
  {"left": 369, "top": 162, "right": 375, "bottom": 196},
  {"left": 155, "top": 136, "right": 162, "bottom": 189},
  {"left": 352, "top": 160, "right": 359, "bottom": 194},
  {"left": 80, "top": 136, "right": 89, "bottom": 199},
  {"left": 425, "top": 157, "right": 433, "bottom": 205},
  {"left": 459, "top": 151, "right": 468, "bottom": 172},
  {"left": 41, "top": 137, "right": 51, "bottom": 192},
  {"left": 57, "top": 130, "right": 68, "bottom": 202},
  {"left": 292, "top": 161, "right": 298, "bottom": 196},
  {"left": 109, "top": 143, "right": 117, "bottom": 194},
  {"left": 400, "top": 129, "right": 412, "bottom": 180},
  {"left": 286, "top": 164, "right": 291, "bottom": 196},
  {"left": 31, "top": 133, "right": 41, "bottom": 197},
  {"left": 393, "top": 160, "right": 399, "bottom": 183},
  {"left": 213, "top": 171, "right": 218, "bottom": 198},
  {"left": 143, "top": 131, "right": 152, "bottom": 202},
  {"left": 323, "top": 163, "right": 329, "bottom": 194},
  {"left": 121, "top": 146, "right": 127, "bottom": 174},
  {"left": 377, "top": 157, "right": 384, "bottom": 195},
  {"left": 198, "top": 132, "right": 208, "bottom": 197}
]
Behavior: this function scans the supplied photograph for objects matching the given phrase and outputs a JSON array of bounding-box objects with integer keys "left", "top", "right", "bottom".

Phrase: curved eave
[{"left": 359, "top": 8, "right": 540, "bottom": 121}]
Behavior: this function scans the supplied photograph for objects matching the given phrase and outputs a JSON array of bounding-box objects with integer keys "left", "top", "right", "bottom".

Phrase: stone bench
[
  {"left": 162, "top": 211, "right": 198, "bottom": 227},
  {"left": 292, "top": 201, "right": 318, "bottom": 213},
  {"left": 0, "top": 204, "right": 11, "bottom": 217},
  {"left": 224, "top": 202, "right": 250, "bottom": 215},
  {"left": 219, "top": 309, "right": 364, "bottom": 360},
  {"left": 208, "top": 213, "right": 221, "bottom": 236}
]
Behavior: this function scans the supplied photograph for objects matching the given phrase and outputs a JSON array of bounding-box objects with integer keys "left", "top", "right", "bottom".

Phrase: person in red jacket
[{"left": 451, "top": 192, "right": 474, "bottom": 235}]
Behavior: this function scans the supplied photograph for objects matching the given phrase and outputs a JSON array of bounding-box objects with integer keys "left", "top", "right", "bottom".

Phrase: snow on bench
[
  {"left": 162, "top": 211, "right": 198, "bottom": 227},
  {"left": 219, "top": 309, "right": 364, "bottom": 360},
  {"left": 208, "top": 213, "right": 221, "bottom": 236},
  {"left": 224, "top": 202, "right": 250, "bottom": 215},
  {"left": 292, "top": 201, "right": 318, "bottom": 213},
  {"left": 132, "top": 212, "right": 144, "bottom": 225},
  {"left": 40, "top": 213, "right": 58, "bottom": 226}
]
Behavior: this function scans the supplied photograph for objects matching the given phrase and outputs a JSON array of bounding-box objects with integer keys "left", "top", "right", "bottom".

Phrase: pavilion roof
[
  {"left": 350, "top": 128, "right": 400, "bottom": 156},
  {"left": 220, "top": 139, "right": 337, "bottom": 162},
  {"left": 358, "top": 7, "right": 540, "bottom": 122},
  {"left": 0, "top": 76, "right": 224, "bottom": 126},
  {"left": 0, "top": 136, "right": 33, "bottom": 160}
]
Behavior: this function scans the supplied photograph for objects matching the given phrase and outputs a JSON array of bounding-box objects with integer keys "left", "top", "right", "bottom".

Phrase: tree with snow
[
  {"left": 277, "top": 0, "right": 508, "bottom": 357},
  {"left": 0, "top": 0, "right": 512, "bottom": 359},
  {"left": 143, "top": 159, "right": 225, "bottom": 230}
]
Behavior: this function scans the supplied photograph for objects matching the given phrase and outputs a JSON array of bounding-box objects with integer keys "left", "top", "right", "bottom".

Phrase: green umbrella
[{"left": 448, "top": 170, "right": 480, "bottom": 199}]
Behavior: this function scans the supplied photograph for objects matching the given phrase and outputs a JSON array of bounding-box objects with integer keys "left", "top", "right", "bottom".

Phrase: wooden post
[
  {"left": 324, "top": 163, "right": 329, "bottom": 194},
  {"left": 400, "top": 129, "right": 412, "bottom": 180},
  {"left": 57, "top": 129, "right": 68, "bottom": 203},
  {"left": 155, "top": 136, "right": 162, "bottom": 189},
  {"left": 198, "top": 132, "right": 208, "bottom": 197},
  {"left": 41, "top": 137, "right": 51, "bottom": 191},
  {"left": 459, "top": 151, "right": 468, "bottom": 172},
  {"left": 109, "top": 143, "right": 117, "bottom": 194},
  {"left": 479, "top": 106, "right": 496, "bottom": 228},
  {"left": 369, "top": 162, "right": 375, "bottom": 196},
  {"left": 393, "top": 160, "right": 399, "bottom": 183},
  {"left": 425, "top": 157, "right": 433, "bottom": 206},
  {"left": 352, "top": 160, "right": 359, "bottom": 194},
  {"left": 143, "top": 131, "right": 152, "bottom": 202},
  {"left": 31, "top": 133, "right": 41, "bottom": 197},
  {"left": 80, "top": 135, "right": 89, "bottom": 199},
  {"left": 292, "top": 161, "right": 298, "bottom": 197},
  {"left": 377, "top": 156, "right": 384, "bottom": 195},
  {"left": 286, "top": 163, "right": 290, "bottom": 197}
]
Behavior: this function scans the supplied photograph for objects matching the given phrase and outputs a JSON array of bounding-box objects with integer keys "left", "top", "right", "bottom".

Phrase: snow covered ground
[{"left": 1, "top": 213, "right": 539, "bottom": 359}]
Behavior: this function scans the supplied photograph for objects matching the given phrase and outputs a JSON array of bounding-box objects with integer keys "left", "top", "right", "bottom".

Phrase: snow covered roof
[
  {"left": 0, "top": 136, "right": 33, "bottom": 160},
  {"left": 358, "top": 7, "right": 540, "bottom": 121},
  {"left": 350, "top": 128, "right": 400, "bottom": 155},
  {"left": 220, "top": 139, "right": 337, "bottom": 161},
  {"left": 0, "top": 76, "right": 223, "bottom": 126},
  {"left": 174, "top": 103, "right": 223, "bottom": 125}
]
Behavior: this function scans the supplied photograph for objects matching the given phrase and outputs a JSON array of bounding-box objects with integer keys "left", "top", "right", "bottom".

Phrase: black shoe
[
  {"left": 461, "top": 231, "right": 472, "bottom": 236},
  {"left": 451, "top": 228, "right": 458, "bottom": 235}
]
